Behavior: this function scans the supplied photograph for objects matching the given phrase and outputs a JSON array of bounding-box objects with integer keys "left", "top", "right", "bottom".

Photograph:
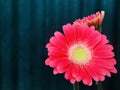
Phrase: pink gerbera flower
[
  {"left": 74, "top": 11, "right": 105, "bottom": 26},
  {"left": 45, "top": 24, "right": 117, "bottom": 86}
]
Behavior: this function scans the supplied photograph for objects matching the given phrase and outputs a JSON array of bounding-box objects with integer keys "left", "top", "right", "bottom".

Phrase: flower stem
[
  {"left": 96, "top": 81, "right": 103, "bottom": 90},
  {"left": 73, "top": 82, "right": 79, "bottom": 90},
  {"left": 96, "top": 24, "right": 103, "bottom": 90},
  {"left": 96, "top": 25, "right": 102, "bottom": 32}
]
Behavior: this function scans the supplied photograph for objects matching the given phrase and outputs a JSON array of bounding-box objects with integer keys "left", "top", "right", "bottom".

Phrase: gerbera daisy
[
  {"left": 74, "top": 11, "right": 105, "bottom": 26},
  {"left": 45, "top": 23, "right": 117, "bottom": 86}
]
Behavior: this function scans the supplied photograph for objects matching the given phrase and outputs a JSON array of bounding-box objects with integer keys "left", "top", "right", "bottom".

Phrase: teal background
[{"left": 0, "top": 0, "right": 120, "bottom": 90}]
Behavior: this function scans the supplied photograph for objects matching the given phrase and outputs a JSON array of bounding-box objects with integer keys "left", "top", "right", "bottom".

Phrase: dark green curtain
[{"left": 0, "top": 0, "right": 120, "bottom": 90}]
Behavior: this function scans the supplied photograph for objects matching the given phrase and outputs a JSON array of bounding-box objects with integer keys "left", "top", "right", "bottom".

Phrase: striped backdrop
[{"left": 0, "top": 0, "right": 120, "bottom": 90}]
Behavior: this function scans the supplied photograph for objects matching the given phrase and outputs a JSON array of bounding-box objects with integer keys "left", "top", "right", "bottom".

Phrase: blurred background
[{"left": 0, "top": 0, "right": 120, "bottom": 90}]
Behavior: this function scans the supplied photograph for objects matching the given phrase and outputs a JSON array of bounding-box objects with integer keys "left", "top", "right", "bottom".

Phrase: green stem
[
  {"left": 96, "top": 24, "right": 103, "bottom": 90},
  {"left": 73, "top": 82, "right": 79, "bottom": 90},
  {"left": 96, "top": 81, "right": 103, "bottom": 90},
  {"left": 96, "top": 25, "right": 102, "bottom": 32}
]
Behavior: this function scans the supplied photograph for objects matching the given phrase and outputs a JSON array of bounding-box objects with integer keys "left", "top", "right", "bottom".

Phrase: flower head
[
  {"left": 74, "top": 11, "right": 105, "bottom": 26},
  {"left": 45, "top": 23, "right": 117, "bottom": 86}
]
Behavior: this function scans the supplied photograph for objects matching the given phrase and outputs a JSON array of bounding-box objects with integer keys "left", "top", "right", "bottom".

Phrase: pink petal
[
  {"left": 46, "top": 43, "right": 53, "bottom": 48},
  {"left": 64, "top": 64, "right": 73, "bottom": 80},
  {"left": 77, "top": 24, "right": 90, "bottom": 41},
  {"left": 57, "top": 60, "right": 71, "bottom": 73},
  {"left": 54, "top": 31, "right": 68, "bottom": 47},
  {"left": 87, "top": 30, "right": 101, "bottom": 48},
  {"left": 85, "top": 64, "right": 100, "bottom": 81},
  {"left": 94, "top": 65, "right": 106, "bottom": 76},
  {"left": 109, "top": 67, "right": 117, "bottom": 73},
  {"left": 71, "top": 64, "right": 80, "bottom": 78},
  {"left": 47, "top": 44, "right": 67, "bottom": 55},
  {"left": 97, "top": 35, "right": 109, "bottom": 45},
  {"left": 48, "top": 52, "right": 66, "bottom": 58},
  {"left": 99, "top": 75, "right": 105, "bottom": 81},
  {"left": 94, "top": 50, "right": 114, "bottom": 58},
  {"left": 45, "top": 58, "right": 50, "bottom": 65},
  {"left": 45, "top": 58, "right": 57, "bottom": 68},
  {"left": 63, "top": 24, "right": 75, "bottom": 43},
  {"left": 91, "top": 62, "right": 111, "bottom": 77},
  {"left": 94, "top": 44, "right": 113, "bottom": 52},
  {"left": 75, "top": 67, "right": 83, "bottom": 82},
  {"left": 49, "top": 36, "right": 67, "bottom": 49},
  {"left": 70, "top": 78, "right": 76, "bottom": 84},
  {"left": 53, "top": 68, "right": 58, "bottom": 74},
  {"left": 54, "top": 31, "right": 67, "bottom": 43},
  {"left": 103, "top": 69, "right": 111, "bottom": 77},
  {"left": 95, "top": 58, "right": 116, "bottom": 69},
  {"left": 82, "top": 68, "right": 92, "bottom": 86}
]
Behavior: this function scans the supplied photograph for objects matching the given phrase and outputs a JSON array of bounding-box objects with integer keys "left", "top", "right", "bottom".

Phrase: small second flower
[{"left": 74, "top": 11, "right": 105, "bottom": 26}]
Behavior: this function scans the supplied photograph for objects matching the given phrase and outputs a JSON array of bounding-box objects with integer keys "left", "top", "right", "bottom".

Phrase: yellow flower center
[
  {"left": 73, "top": 47, "right": 87, "bottom": 61},
  {"left": 68, "top": 44, "right": 92, "bottom": 65}
]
